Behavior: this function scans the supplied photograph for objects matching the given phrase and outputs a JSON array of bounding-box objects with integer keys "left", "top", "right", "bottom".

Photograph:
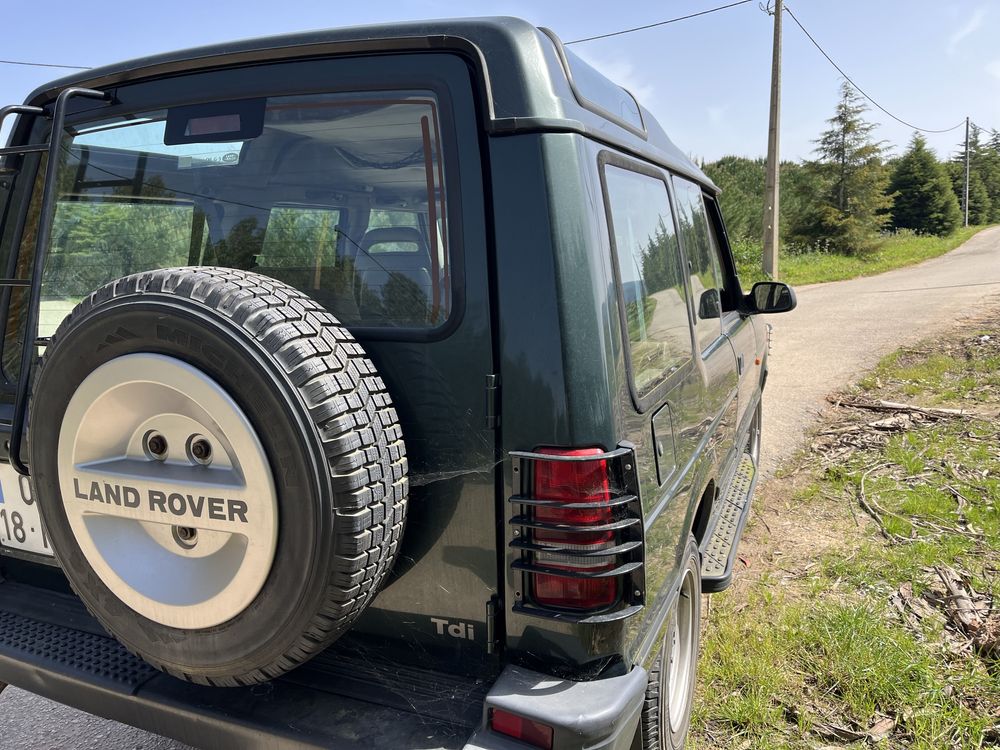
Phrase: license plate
[{"left": 0, "top": 462, "right": 55, "bottom": 557}]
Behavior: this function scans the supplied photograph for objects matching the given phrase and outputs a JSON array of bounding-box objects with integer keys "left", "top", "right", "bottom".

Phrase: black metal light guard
[{"left": 508, "top": 443, "right": 645, "bottom": 624}]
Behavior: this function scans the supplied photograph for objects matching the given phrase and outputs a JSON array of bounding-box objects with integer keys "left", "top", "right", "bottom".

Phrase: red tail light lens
[
  {"left": 531, "top": 447, "right": 617, "bottom": 610},
  {"left": 533, "top": 448, "right": 610, "bottom": 505},
  {"left": 490, "top": 708, "right": 553, "bottom": 749},
  {"left": 534, "top": 569, "right": 616, "bottom": 608}
]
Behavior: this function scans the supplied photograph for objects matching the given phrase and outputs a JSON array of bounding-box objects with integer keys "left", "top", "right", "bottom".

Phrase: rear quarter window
[{"left": 602, "top": 163, "right": 692, "bottom": 399}]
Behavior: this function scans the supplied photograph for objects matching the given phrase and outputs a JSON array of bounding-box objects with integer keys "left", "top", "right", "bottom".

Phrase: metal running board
[{"left": 701, "top": 452, "right": 757, "bottom": 593}]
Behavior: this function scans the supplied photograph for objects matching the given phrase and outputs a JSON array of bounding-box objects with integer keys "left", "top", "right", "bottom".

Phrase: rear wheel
[
  {"left": 640, "top": 536, "right": 701, "bottom": 749},
  {"left": 30, "top": 267, "right": 408, "bottom": 685}
]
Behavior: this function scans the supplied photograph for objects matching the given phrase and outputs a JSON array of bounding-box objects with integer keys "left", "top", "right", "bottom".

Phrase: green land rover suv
[{"left": 0, "top": 16, "right": 794, "bottom": 750}]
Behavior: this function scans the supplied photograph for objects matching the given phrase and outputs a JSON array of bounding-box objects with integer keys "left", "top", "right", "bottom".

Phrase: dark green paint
[{"left": 0, "top": 16, "right": 782, "bottom": 696}]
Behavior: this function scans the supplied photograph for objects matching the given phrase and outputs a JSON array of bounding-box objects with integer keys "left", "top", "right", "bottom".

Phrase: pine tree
[
  {"left": 945, "top": 161, "right": 991, "bottom": 225},
  {"left": 980, "top": 129, "right": 1000, "bottom": 222},
  {"left": 890, "top": 133, "right": 961, "bottom": 235},
  {"left": 791, "top": 82, "right": 892, "bottom": 254},
  {"left": 954, "top": 123, "right": 984, "bottom": 171},
  {"left": 954, "top": 124, "right": 1000, "bottom": 223}
]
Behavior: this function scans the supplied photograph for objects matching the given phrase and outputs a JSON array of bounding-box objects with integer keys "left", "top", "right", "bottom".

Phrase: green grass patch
[
  {"left": 695, "top": 587, "right": 994, "bottom": 749},
  {"left": 692, "top": 316, "right": 1000, "bottom": 748},
  {"left": 734, "top": 226, "right": 986, "bottom": 287},
  {"left": 859, "top": 336, "right": 1000, "bottom": 404}
]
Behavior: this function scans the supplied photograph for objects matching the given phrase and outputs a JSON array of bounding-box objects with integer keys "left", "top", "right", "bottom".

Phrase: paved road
[
  {"left": 2, "top": 229, "right": 1000, "bottom": 749},
  {"left": 0, "top": 687, "right": 187, "bottom": 749},
  {"left": 760, "top": 226, "right": 1000, "bottom": 476}
]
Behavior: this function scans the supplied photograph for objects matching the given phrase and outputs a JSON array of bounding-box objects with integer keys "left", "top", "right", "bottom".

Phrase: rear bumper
[
  {"left": 0, "top": 580, "right": 645, "bottom": 750},
  {"left": 467, "top": 664, "right": 646, "bottom": 750}
]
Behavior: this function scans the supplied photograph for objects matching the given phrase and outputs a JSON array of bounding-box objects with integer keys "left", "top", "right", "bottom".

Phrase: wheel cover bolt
[
  {"left": 191, "top": 438, "right": 212, "bottom": 463},
  {"left": 145, "top": 432, "right": 168, "bottom": 460}
]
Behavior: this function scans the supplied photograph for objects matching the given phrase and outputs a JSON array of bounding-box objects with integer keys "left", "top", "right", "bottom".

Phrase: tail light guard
[{"left": 508, "top": 443, "right": 645, "bottom": 624}]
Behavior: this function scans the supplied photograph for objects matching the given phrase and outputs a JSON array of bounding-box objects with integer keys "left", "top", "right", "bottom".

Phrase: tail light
[
  {"left": 490, "top": 708, "right": 553, "bottom": 749},
  {"left": 509, "top": 445, "right": 644, "bottom": 621},
  {"left": 532, "top": 448, "right": 617, "bottom": 608}
]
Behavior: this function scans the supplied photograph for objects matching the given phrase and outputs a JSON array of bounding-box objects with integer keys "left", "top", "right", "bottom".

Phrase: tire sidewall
[
  {"left": 30, "top": 294, "right": 336, "bottom": 675},
  {"left": 657, "top": 538, "right": 702, "bottom": 750}
]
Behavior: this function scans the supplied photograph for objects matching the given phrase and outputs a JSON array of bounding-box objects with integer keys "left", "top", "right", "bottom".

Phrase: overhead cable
[
  {"left": 565, "top": 0, "right": 753, "bottom": 44},
  {"left": 785, "top": 5, "right": 965, "bottom": 134},
  {"left": 0, "top": 58, "right": 90, "bottom": 70}
]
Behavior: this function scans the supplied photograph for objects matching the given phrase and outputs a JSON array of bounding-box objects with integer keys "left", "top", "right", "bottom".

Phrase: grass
[
  {"left": 691, "top": 315, "right": 1000, "bottom": 749},
  {"left": 734, "top": 225, "right": 987, "bottom": 287}
]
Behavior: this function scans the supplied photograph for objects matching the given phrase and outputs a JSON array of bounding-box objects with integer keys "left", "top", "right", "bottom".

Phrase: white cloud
[
  {"left": 986, "top": 59, "right": 1000, "bottom": 80},
  {"left": 948, "top": 7, "right": 987, "bottom": 55}
]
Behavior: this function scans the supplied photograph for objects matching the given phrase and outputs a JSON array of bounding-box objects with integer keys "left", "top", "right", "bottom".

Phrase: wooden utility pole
[
  {"left": 963, "top": 116, "right": 970, "bottom": 227},
  {"left": 762, "top": 0, "right": 782, "bottom": 278}
]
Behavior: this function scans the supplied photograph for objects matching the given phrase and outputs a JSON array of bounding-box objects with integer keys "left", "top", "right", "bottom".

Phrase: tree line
[{"left": 705, "top": 82, "right": 991, "bottom": 258}]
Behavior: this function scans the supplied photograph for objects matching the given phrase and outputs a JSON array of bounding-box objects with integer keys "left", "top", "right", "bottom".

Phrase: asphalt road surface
[{"left": 2, "top": 228, "right": 1000, "bottom": 749}]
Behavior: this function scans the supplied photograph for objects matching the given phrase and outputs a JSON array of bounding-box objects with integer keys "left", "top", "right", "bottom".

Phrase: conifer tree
[
  {"left": 791, "top": 82, "right": 892, "bottom": 254},
  {"left": 891, "top": 133, "right": 961, "bottom": 235},
  {"left": 953, "top": 125, "right": 1000, "bottom": 222},
  {"left": 945, "top": 161, "right": 991, "bottom": 225}
]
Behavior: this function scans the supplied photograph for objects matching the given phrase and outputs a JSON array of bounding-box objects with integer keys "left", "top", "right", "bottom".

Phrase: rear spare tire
[{"left": 29, "top": 267, "right": 408, "bottom": 685}]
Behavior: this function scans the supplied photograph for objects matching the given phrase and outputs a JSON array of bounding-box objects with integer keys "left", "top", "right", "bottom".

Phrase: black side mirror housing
[
  {"left": 698, "top": 289, "right": 721, "bottom": 320},
  {"left": 746, "top": 281, "right": 796, "bottom": 314}
]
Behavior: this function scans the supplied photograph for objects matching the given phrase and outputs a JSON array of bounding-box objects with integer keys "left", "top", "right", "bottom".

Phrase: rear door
[{"left": 0, "top": 53, "right": 497, "bottom": 671}]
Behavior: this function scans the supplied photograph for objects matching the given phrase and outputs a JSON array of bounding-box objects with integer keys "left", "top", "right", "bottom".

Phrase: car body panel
[{"left": 0, "top": 15, "right": 786, "bottom": 748}]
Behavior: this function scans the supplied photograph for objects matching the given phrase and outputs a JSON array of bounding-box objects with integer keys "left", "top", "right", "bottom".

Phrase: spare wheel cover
[
  {"left": 29, "top": 267, "right": 408, "bottom": 686},
  {"left": 58, "top": 352, "right": 278, "bottom": 629}
]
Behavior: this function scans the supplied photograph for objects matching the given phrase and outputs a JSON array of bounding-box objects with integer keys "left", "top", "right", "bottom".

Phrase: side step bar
[{"left": 700, "top": 453, "right": 757, "bottom": 593}]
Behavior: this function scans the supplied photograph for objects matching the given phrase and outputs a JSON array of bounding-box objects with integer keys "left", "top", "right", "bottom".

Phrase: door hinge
[
  {"left": 486, "top": 595, "right": 501, "bottom": 654},
  {"left": 485, "top": 374, "right": 500, "bottom": 429}
]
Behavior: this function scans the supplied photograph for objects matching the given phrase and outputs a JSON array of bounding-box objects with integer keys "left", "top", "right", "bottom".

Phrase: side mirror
[
  {"left": 747, "top": 281, "right": 796, "bottom": 314},
  {"left": 698, "top": 289, "right": 721, "bottom": 320}
]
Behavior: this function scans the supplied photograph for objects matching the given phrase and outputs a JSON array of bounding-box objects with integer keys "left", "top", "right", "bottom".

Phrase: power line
[
  {"left": 784, "top": 6, "right": 965, "bottom": 134},
  {"left": 970, "top": 120, "right": 996, "bottom": 137},
  {"left": 565, "top": 0, "right": 753, "bottom": 44},
  {"left": 0, "top": 58, "right": 90, "bottom": 70}
]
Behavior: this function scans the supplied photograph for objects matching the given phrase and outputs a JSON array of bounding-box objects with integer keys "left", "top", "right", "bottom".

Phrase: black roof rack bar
[
  {"left": 0, "top": 105, "right": 45, "bottom": 123},
  {"left": 0, "top": 106, "right": 47, "bottom": 156},
  {"left": 0, "top": 144, "right": 49, "bottom": 157},
  {"left": 8, "top": 87, "right": 110, "bottom": 475}
]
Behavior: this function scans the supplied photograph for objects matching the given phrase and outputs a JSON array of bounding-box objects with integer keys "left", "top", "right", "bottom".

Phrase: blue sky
[{"left": 2, "top": 0, "right": 997, "bottom": 163}]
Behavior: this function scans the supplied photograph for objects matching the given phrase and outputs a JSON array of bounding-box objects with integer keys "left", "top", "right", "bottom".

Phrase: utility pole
[
  {"left": 964, "top": 116, "right": 970, "bottom": 227},
  {"left": 762, "top": 0, "right": 782, "bottom": 278}
]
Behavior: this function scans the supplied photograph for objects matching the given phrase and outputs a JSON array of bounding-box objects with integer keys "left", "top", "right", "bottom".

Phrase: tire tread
[{"left": 38, "top": 267, "right": 408, "bottom": 687}]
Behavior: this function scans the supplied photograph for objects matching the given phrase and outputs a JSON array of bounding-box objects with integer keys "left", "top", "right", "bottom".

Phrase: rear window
[
  {"left": 603, "top": 164, "right": 692, "bottom": 397},
  {"left": 36, "top": 90, "right": 451, "bottom": 338}
]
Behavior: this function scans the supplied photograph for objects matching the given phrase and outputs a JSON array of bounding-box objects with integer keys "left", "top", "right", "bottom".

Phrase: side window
[
  {"left": 604, "top": 164, "right": 691, "bottom": 397},
  {"left": 673, "top": 177, "right": 723, "bottom": 353}
]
